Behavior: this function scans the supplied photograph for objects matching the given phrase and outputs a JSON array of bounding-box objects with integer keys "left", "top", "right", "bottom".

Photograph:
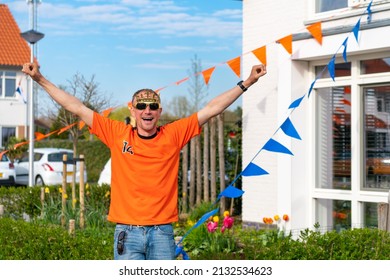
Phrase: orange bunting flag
[
  {"left": 79, "top": 121, "right": 86, "bottom": 130},
  {"left": 0, "top": 150, "right": 8, "bottom": 158},
  {"left": 227, "top": 56, "right": 241, "bottom": 78},
  {"left": 175, "top": 77, "right": 189, "bottom": 86},
  {"left": 252, "top": 46, "right": 267, "bottom": 65},
  {"left": 155, "top": 87, "right": 166, "bottom": 93},
  {"left": 277, "top": 34, "right": 293, "bottom": 55},
  {"left": 14, "top": 141, "right": 29, "bottom": 149},
  {"left": 306, "top": 22, "right": 322, "bottom": 45},
  {"left": 102, "top": 108, "right": 113, "bottom": 118},
  {"left": 35, "top": 130, "right": 60, "bottom": 141},
  {"left": 202, "top": 67, "right": 216, "bottom": 85},
  {"left": 34, "top": 132, "right": 46, "bottom": 141},
  {"left": 58, "top": 123, "right": 77, "bottom": 135}
]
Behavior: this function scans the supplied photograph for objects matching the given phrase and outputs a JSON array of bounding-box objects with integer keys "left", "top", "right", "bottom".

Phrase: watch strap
[{"left": 237, "top": 80, "right": 247, "bottom": 92}]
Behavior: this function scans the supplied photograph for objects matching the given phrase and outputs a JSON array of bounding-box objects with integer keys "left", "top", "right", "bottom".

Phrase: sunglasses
[
  {"left": 117, "top": 231, "right": 126, "bottom": 255},
  {"left": 135, "top": 102, "right": 160, "bottom": 110}
]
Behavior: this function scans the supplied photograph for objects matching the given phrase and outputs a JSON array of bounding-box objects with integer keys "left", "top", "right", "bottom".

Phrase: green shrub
[
  {"left": 0, "top": 218, "right": 113, "bottom": 260},
  {"left": 0, "top": 184, "right": 114, "bottom": 260},
  {"left": 0, "top": 184, "right": 111, "bottom": 227},
  {"left": 236, "top": 227, "right": 390, "bottom": 260},
  {"left": 0, "top": 186, "right": 41, "bottom": 218},
  {"left": 2, "top": 186, "right": 390, "bottom": 260}
]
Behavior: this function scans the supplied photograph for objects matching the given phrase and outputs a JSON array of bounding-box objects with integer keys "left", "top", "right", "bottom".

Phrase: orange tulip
[
  {"left": 283, "top": 214, "right": 289, "bottom": 222},
  {"left": 337, "top": 212, "right": 348, "bottom": 220}
]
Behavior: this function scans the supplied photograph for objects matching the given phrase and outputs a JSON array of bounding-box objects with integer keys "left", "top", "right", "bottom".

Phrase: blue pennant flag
[
  {"left": 307, "top": 79, "right": 316, "bottom": 98},
  {"left": 342, "top": 37, "right": 348, "bottom": 62},
  {"left": 218, "top": 185, "right": 244, "bottom": 199},
  {"left": 178, "top": 208, "right": 219, "bottom": 244},
  {"left": 288, "top": 95, "right": 304, "bottom": 109},
  {"left": 367, "top": 1, "right": 372, "bottom": 23},
  {"left": 263, "top": 138, "right": 293, "bottom": 155},
  {"left": 242, "top": 162, "right": 269, "bottom": 176},
  {"left": 328, "top": 56, "right": 336, "bottom": 81},
  {"left": 194, "top": 208, "right": 219, "bottom": 228},
  {"left": 353, "top": 19, "right": 361, "bottom": 43},
  {"left": 281, "top": 117, "right": 301, "bottom": 140},
  {"left": 16, "top": 86, "right": 27, "bottom": 104},
  {"left": 175, "top": 245, "right": 190, "bottom": 260}
]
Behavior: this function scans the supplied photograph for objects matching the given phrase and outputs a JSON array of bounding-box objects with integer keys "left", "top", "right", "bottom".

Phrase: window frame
[
  {"left": 0, "top": 70, "right": 17, "bottom": 100},
  {"left": 0, "top": 126, "right": 16, "bottom": 149},
  {"left": 309, "top": 0, "right": 390, "bottom": 21},
  {"left": 311, "top": 51, "right": 390, "bottom": 230}
]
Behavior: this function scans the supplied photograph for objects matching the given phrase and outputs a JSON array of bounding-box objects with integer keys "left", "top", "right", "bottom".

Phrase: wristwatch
[{"left": 237, "top": 80, "right": 248, "bottom": 92}]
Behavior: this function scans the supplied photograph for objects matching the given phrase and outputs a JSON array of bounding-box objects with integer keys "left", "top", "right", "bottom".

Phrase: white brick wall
[
  {"left": 242, "top": 0, "right": 390, "bottom": 231},
  {"left": 0, "top": 73, "right": 28, "bottom": 126},
  {"left": 242, "top": 0, "right": 308, "bottom": 227}
]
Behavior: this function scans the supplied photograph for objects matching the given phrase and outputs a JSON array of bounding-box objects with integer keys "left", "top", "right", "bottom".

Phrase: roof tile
[{"left": 0, "top": 4, "right": 31, "bottom": 67}]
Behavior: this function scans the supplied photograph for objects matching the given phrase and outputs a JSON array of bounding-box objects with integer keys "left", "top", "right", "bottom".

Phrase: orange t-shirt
[{"left": 91, "top": 112, "right": 201, "bottom": 225}]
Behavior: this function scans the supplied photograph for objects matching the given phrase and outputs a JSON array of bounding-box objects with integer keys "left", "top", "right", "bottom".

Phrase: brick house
[{"left": 0, "top": 4, "right": 30, "bottom": 149}]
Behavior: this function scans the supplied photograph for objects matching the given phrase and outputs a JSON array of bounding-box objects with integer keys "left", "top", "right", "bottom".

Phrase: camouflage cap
[{"left": 132, "top": 89, "right": 161, "bottom": 104}]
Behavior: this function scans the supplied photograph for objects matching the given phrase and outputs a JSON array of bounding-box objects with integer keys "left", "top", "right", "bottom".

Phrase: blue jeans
[{"left": 114, "top": 223, "right": 176, "bottom": 260}]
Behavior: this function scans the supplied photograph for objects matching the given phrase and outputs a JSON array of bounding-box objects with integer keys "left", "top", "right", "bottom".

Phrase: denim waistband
[{"left": 117, "top": 223, "right": 171, "bottom": 227}]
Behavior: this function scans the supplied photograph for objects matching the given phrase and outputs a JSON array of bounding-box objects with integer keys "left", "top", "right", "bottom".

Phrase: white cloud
[
  {"left": 117, "top": 45, "right": 194, "bottom": 54},
  {"left": 213, "top": 9, "right": 242, "bottom": 19},
  {"left": 8, "top": 0, "right": 241, "bottom": 39}
]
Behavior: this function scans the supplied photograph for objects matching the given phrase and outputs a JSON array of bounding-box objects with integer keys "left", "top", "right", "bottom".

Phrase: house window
[
  {"left": 364, "top": 85, "right": 390, "bottom": 190},
  {"left": 315, "top": 0, "right": 389, "bottom": 13},
  {"left": 316, "top": 0, "right": 348, "bottom": 13},
  {"left": 363, "top": 202, "right": 378, "bottom": 228},
  {"left": 1, "top": 127, "right": 16, "bottom": 148},
  {"left": 315, "top": 62, "right": 351, "bottom": 78},
  {"left": 0, "top": 71, "right": 17, "bottom": 99},
  {"left": 317, "top": 86, "right": 352, "bottom": 190},
  {"left": 361, "top": 57, "right": 390, "bottom": 74},
  {"left": 316, "top": 198, "right": 351, "bottom": 231},
  {"left": 314, "top": 53, "right": 390, "bottom": 230}
]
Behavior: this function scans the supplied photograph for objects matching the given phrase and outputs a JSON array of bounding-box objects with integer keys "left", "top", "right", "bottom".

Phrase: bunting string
[{"left": 176, "top": 1, "right": 373, "bottom": 249}]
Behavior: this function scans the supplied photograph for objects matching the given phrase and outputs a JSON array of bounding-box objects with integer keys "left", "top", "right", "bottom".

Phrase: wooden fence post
[
  {"left": 378, "top": 190, "right": 390, "bottom": 232},
  {"left": 386, "top": 190, "right": 390, "bottom": 231},
  {"left": 69, "top": 219, "right": 75, "bottom": 236},
  {"left": 71, "top": 156, "right": 76, "bottom": 210},
  {"left": 79, "top": 154, "right": 85, "bottom": 229},
  {"left": 40, "top": 187, "right": 45, "bottom": 218},
  {"left": 0, "top": 204, "right": 4, "bottom": 217},
  {"left": 61, "top": 154, "right": 67, "bottom": 227}
]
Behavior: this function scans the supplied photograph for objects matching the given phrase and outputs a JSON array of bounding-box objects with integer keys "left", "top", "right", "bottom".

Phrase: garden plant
[{"left": 1, "top": 185, "right": 390, "bottom": 260}]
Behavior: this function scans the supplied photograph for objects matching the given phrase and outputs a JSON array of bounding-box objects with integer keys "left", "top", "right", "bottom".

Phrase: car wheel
[{"left": 35, "top": 175, "right": 45, "bottom": 186}]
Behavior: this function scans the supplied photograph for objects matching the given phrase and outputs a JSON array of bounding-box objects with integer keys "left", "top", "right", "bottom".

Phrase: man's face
[{"left": 131, "top": 90, "right": 162, "bottom": 136}]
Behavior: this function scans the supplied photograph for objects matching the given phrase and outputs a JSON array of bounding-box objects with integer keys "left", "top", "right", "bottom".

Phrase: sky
[{"left": 4, "top": 0, "right": 244, "bottom": 115}]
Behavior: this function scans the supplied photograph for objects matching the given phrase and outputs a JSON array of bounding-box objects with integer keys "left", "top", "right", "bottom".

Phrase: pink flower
[
  {"left": 221, "top": 216, "right": 234, "bottom": 232},
  {"left": 207, "top": 221, "right": 218, "bottom": 233},
  {"left": 223, "top": 216, "right": 234, "bottom": 229}
]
